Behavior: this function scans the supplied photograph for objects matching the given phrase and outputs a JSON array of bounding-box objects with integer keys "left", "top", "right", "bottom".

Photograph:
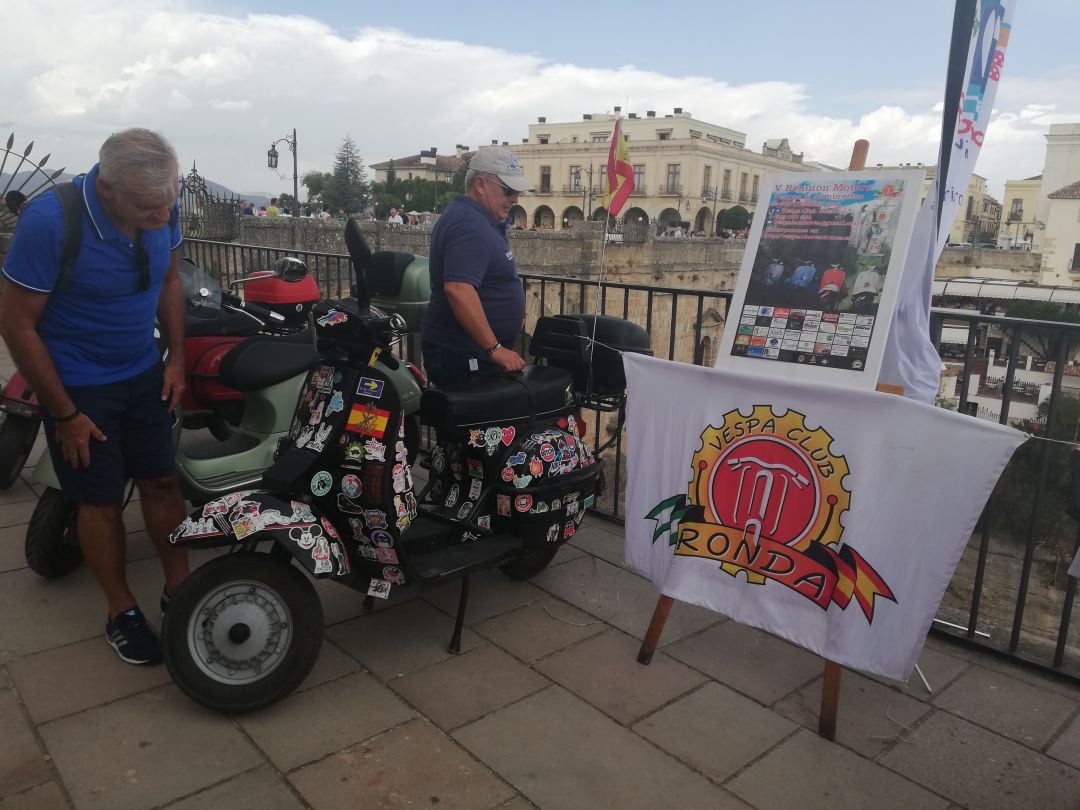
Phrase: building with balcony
[
  {"left": 509, "top": 108, "right": 820, "bottom": 233},
  {"left": 1002, "top": 123, "right": 1080, "bottom": 285},
  {"left": 369, "top": 146, "right": 470, "bottom": 185},
  {"left": 1002, "top": 174, "right": 1041, "bottom": 249}
]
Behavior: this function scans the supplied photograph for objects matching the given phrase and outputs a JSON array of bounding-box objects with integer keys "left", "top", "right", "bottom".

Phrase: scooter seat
[
  {"left": 219, "top": 332, "right": 319, "bottom": 392},
  {"left": 420, "top": 365, "right": 572, "bottom": 431}
]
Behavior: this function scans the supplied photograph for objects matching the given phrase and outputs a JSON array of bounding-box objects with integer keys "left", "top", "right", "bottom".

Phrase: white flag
[
  {"left": 624, "top": 353, "right": 1025, "bottom": 680},
  {"left": 880, "top": 1, "right": 1017, "bottom": 402}
]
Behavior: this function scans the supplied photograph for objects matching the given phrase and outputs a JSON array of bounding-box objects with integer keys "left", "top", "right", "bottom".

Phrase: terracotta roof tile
[{"left": 1048, "top": 179, "right": 1080, "bottom": 199}]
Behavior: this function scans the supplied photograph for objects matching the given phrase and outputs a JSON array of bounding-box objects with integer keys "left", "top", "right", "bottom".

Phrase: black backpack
[{"left": 51, "top": 180, "right": 179, "bottom": 293}]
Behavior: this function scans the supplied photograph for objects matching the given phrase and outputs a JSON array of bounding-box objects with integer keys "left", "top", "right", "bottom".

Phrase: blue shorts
[{"left": 44, "top": 363, "right": 176, "bottom": 506}]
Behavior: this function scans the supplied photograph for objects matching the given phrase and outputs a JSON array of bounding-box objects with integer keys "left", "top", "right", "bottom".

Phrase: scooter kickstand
[
  {"left": 449, "top": 575, "right": 470, "bottom": 655},
  {"left": 362, "top": 594, "right": 376, "bottom": 613}
]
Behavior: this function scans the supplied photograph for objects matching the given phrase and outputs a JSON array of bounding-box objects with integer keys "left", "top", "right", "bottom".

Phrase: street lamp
[
  {"left": 572, "top": 165, "right": 595, "bottom": 222},
  {"left": 267, "top": 128, "right": 299, "bottom": 215}
]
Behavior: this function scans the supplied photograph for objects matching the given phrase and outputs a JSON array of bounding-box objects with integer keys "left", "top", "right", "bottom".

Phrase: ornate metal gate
[
  {"left": 0, "top": 133, "right": 66, "bottom": 232},
  {"left": 178, "top": 163, "right": 242, "bottom": 241}
]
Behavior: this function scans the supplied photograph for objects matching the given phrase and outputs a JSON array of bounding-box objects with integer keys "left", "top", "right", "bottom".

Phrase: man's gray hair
[
  {"left": 98, "top": 128, "right": 179, "bottom": 197},
  {"left": 464, "top": 168, "right": 488, "bottom": 190}
]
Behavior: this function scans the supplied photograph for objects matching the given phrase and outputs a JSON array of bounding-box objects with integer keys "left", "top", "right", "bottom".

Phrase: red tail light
[{"left": 406, "top": 362, "right": 428, "bottom": 388}]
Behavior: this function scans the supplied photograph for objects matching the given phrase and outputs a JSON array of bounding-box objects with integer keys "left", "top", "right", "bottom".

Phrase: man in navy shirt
[
  {"left": 0, "top": 129, "right": 189, "bottom": 666},
  {"left": 421, "top": 145, "right": 534, "bottom": 386}
]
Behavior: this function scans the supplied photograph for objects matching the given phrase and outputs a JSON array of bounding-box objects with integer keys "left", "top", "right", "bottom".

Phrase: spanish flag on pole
[{"left": 603, "top": 117, "right": 634, "bottom": 217}]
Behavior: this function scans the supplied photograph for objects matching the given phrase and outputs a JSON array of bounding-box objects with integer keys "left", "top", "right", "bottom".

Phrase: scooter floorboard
[{"left": 404, "top": 523, "right": 522, "bottom": 583}]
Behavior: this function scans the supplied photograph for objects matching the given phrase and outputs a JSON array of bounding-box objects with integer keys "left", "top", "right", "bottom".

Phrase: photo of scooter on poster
[{"left": 717, "top": 170, "right": 923, "bottom": 387}]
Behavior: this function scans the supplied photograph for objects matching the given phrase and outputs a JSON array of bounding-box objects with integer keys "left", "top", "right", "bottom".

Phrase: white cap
[{"left": 470, "top": 145, "right": 534, "bottom": 192}]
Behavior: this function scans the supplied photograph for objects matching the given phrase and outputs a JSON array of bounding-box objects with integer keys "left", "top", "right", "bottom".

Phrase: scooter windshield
[{"left": 179, "top": 258, "right": 224, "bottom": 318}]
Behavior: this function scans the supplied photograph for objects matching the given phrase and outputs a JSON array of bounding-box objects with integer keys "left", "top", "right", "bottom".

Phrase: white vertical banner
[
  {"left": 880, "top": 1, "right": 1018, "bottom": 402},
  {"left": 623, "top": 353, "right": 1026, "bottom": 680}
]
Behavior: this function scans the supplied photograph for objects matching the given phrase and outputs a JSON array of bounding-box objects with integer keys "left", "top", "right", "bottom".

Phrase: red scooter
[{"left": 0, "top": 256, "right": 320, "bottom": 487}]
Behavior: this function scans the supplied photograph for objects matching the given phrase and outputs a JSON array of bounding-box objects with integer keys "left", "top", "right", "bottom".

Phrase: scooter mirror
[{"left": 273, "top": 256, "right": 309, "bottom": 283}]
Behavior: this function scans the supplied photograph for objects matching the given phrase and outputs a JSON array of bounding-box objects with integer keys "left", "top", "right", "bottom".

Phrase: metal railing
[
  {"left": 930, "top": 308, "right": 1080, "bottom": 683},
  {"left": 182, "top": 237, "right": 1080, "bottom": 684}
]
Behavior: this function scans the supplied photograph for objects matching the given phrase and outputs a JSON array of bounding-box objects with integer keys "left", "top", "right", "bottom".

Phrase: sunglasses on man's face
[
  {"left": 488, "top": 175, "right": 519, "bottom": 198},
  {"left": 134, "top": 232, "right": 150, "bottom": 292}
]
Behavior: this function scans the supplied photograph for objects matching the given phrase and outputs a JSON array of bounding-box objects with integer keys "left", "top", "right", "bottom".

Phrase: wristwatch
[{"left": 485, "top": 341, "right": 501, "bottom": 356}]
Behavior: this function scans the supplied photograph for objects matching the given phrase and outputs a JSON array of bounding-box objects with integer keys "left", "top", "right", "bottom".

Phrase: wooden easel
[{"left": 636, "top": 142, "right": 906, "bottom": 742}]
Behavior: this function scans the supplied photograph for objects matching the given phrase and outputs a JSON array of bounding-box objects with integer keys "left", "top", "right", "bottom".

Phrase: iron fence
[{"left": 183, "top": 237, "right": 1080, "bottom": 684}]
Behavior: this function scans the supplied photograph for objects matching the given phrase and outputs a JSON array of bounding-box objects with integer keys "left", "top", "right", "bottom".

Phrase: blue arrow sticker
[{"left": 356, "top": 377, "right": 385, "bottom": 399}]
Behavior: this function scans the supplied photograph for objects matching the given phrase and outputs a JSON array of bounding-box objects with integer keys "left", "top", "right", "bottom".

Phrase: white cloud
[{"left": 3, "top": 1, "right": 1078, "bottom": 199}]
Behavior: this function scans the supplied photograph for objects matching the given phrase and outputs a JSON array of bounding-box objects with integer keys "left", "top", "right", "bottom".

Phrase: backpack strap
[{"left": 51, "top": 181, "right": 85, "bottom": 293}]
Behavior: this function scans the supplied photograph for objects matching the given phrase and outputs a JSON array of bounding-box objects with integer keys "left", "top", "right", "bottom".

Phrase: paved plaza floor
[{"left": 1, "top": 348, "right": 1080, "bottom": 809}]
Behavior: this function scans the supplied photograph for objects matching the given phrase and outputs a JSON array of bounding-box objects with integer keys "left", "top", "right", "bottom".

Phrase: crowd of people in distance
[{"left": 236, "top": 199, "right": 432, "bottom": 227}]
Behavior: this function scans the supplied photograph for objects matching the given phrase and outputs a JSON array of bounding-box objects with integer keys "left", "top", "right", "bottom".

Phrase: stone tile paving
[{"left": 1, "top": 473, "right": 1079, "bottom": 808}]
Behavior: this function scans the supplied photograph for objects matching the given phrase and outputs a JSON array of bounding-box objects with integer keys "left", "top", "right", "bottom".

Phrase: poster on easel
[{"left": 716, "top": 169, "right": 924, "bottom": 388}]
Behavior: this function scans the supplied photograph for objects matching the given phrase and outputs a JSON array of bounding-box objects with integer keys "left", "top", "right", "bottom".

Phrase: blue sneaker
[{"left": 106, "top": 607, "right": 163, "bottom": 665}]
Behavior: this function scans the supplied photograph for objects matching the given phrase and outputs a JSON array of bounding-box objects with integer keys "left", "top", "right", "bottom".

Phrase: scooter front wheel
[
  {"left": 25, "top": 487, "right": 83, "bottom": 579},
  {"left": 162, "top": 550, "right": 323, "bottom": 714},
  {"left": 0, "top": 412, "right": 40, "bottom": 490}
]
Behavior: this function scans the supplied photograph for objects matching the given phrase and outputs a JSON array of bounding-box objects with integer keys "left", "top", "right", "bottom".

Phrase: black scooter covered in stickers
[{"left": 162, "top": 217, "right": 649, "bottom": 713}]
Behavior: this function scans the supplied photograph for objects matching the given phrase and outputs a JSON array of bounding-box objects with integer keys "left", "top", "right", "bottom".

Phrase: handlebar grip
[{"left": 223, "top": 295, "right": 285, "bottom": 326}]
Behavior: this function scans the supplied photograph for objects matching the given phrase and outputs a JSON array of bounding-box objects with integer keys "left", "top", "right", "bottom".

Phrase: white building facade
[{"left": 509, "top": 108, "right": 820, "bottom": 233}]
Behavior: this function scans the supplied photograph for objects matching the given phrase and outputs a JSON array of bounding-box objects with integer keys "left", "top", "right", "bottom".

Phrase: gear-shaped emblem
[{"left": 690, "top": 405, "right": 850, "bottom": 580}]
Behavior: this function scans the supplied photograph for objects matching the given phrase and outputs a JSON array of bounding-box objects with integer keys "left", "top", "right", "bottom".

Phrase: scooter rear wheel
[
  {"left": 25, "top": 487, "right": 83, "bottom": 579},
  {"left": 500, "top": 546, "right": 559, "bottom": 580},
  {"left": 162, "top": 550, "right": 323, "bottom": 714},
  {"left": 0, "top": 412, "right": 40, "bottom": 490}
]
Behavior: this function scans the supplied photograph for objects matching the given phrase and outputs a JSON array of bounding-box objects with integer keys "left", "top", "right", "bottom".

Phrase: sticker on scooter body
[
  {"left": 326, "top": 391, "right": 345, "bottom": 415},
  {"left": 310, "top": 366, "right": 335, "bottom": 393},
  {"left": 356, "top": 377, "right": 385, "bottom": 399},
  {"left": 316, "top": 310, "right": 348, "bottom": 327},
  {"left": 346, "top": 403, "right": 390, "bottom": 438},
  {"left": 367, "top": 579, "right": 391, "bottom": 599},
  {"left": 310, "top": 471, "right": 333, "bottom": 497},
  {"left": 341, "top": 474, "right": 362, "bottom": 499}
]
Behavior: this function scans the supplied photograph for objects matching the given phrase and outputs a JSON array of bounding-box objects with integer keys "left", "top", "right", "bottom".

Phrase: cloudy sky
[{"left": 3, "top": 0, "right": 1077, "bottom": 199}]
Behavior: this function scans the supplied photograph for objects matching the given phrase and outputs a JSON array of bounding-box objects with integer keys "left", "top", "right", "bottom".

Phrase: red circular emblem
[{"left": 709, "top": 436, "right": 819, "bottom": 546}]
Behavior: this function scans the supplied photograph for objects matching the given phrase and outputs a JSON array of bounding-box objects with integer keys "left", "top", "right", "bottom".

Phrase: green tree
[
  {"left": 720, "top": 205, "right": 750, "bottom": 231},
  {"left": 302, "top": 170, "right": 333, "bottom": 205},
  {"left": 369, "top": 176, "right": 456, "bottom": 219},
  {"left": 323, "top": 136, "right": 371, "bottom": 214},
  {"left": 987, "top": 394, "right": 1080, "bottom": 554}
]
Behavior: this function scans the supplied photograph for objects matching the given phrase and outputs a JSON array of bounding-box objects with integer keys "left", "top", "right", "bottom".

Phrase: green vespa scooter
[{"left": 24, "top": 248, "right": 429, "bottom": 578}]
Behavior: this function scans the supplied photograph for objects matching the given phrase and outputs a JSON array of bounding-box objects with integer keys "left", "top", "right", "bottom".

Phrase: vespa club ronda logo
[{"left": 646, "top": 405, "right": 895, "bottom": 622}]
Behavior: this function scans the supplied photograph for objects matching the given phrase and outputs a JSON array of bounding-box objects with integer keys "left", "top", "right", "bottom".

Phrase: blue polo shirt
[
  {"left": 421, "top": 195, "right": 525, "bottom": 355},
  {"left": 2, "top": 165, "right": 181, "bottom": 386}
]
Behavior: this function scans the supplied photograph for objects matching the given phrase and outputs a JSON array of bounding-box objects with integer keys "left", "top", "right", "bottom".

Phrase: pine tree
[{"left": 324, "top": 136, "right": 371, "bottom": 214}]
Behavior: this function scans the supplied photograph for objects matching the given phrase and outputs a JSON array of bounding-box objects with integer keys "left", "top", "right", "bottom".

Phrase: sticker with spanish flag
[{"left": 346, "top": 403, "right": 390, "bottom": 438}]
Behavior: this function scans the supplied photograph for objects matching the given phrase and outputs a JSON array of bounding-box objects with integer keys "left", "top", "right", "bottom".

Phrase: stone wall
[
  {"left": 232, "top": 218, "right": 745, "bottom": 292},
  {"left": 935, "top": 246, "right": 1042, "bottom": 280}
]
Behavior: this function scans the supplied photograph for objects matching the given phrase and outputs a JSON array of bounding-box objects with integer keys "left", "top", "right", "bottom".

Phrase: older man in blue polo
[
  {"left": 421, "top": 145, "right": 535, "bottom": 387},
  {"left": 0, "top": 128, "right": 189, "bottom": 666}
]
